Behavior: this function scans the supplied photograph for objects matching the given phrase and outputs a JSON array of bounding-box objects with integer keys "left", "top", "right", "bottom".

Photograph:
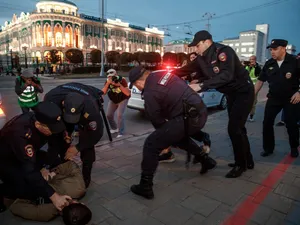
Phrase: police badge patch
[
  {"left": 158, "top": 72, "right": 172, "bottom": 86},
  {"left": 89, "top": 121, "right": 97, "bottom": 130},
  {"left": 25, "top": 145, "right": 34, "bottom": 157},
  {"left": 213, "top": 66, "right": 220, "bottom": 73},
  {"left": 218, "top": 52, "right": 227, "bottom": 62},
  {"left": 286, "top": 72, "right": 292, "bottom": 79}
]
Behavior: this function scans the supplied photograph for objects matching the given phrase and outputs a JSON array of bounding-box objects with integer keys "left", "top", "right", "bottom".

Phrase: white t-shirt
[{"left": 277, "top": 60, "right": 284, "bottom": 68}]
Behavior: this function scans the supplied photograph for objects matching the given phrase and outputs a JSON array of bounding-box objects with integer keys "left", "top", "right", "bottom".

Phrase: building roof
[
  {"left": 38, "top": 0, "right": 77, "bottom": 7},
  {"left": 223, "top": 37, "right": 239, "bottom": 41},
  {"left": 167, "top": 38, "right": 192, "bottom": 45}
]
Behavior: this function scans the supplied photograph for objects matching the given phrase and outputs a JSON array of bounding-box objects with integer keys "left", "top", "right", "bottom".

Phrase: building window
[
  {"left": 241, "top": 48, "right": 247, "bottom": 53},
  {"left": 229, "top": 44, "right": 233, "bottom": 47},
  {"left": 235, "top": 43, "right": 239, "bottom": 46},
  {"left": 248, "top": 47, "right": 254, "bottom": 53},
  {"left": 241, "top": 42, "right": 254, "bottom": 46}
]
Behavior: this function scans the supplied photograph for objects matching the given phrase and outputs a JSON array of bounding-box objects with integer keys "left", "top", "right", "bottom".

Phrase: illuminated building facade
[{"left": 0, "top": 0, "right": 164, "bottom": 63}]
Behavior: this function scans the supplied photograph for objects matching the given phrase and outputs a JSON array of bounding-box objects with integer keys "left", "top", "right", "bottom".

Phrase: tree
[
  {"left": 48, "top": 50, "right": 60, "bottom": 64},
  {"left": 90, "top": 49, "right": 101, "bottom": 64},
  {"left": 120, "top": 52, "right": 133, "bottom": 64},
  {"left": 65, "top": 49, "right": 84, "bottom": 64},
  {"left": 106, "top": 51, "right": 120, "bottom": 64}
]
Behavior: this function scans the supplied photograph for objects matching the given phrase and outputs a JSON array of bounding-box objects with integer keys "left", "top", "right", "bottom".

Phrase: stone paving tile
[
  {"left": 150, "top": 200, "right": 195, "bottom": 225},
  {"left": 181, "top": 192, "right": 221, "bottom": 217},
  {"left": 2, "top": 102, "right": 300, "bottom": 225}
]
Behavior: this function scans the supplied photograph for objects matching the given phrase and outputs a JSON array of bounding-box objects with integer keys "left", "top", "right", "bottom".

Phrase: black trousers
[
  {"left": 142, "top": 113, "right": 208, "bottom": 176},
  {"left": 226, "top": 86, "right": 254, "bottom": 168},
  {"left": 263, "top": 97, "right": 299, "bottom": 152}
]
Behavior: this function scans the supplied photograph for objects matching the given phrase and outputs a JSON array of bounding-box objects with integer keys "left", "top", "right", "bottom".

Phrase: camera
[{"left": 111, "top": 75, "right": 122, "bottom": 83}]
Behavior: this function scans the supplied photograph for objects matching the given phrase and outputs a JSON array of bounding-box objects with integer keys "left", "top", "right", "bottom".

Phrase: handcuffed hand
[{"left": 64, "top": 145, "right": 79, "bottom": 161}]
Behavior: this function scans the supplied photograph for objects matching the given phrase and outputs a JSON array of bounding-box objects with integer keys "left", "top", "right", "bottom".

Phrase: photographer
[
  {"left": 15, "top": 68, "right": 43, "bottom": 113},
  {"left": 102, "top": 69, "right": 131, "bottom": 138}
]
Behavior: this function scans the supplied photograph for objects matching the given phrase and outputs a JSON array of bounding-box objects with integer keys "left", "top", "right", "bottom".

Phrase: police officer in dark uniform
[
  {"left": 172, "top": 30, "right": 255, "bottom": 178},
  {"left": 44, "top": 82, "right": 104, "bottom": 188},
  {"left": 128, "top": 66, "right": 217, "bottom": 199},
  {"left": 255, "top": 39, "right": 300, "bottom": 157},
  {"left": 0, "top": 102, "right": 71, "bottom": 213}
]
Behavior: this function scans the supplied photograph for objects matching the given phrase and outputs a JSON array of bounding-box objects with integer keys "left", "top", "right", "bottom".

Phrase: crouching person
[
  {"left": 128, "top": 66, "right": 217, "bottom": 199},
  {"left": 10, "top": 161, "right": 92, "bottom": 224}
]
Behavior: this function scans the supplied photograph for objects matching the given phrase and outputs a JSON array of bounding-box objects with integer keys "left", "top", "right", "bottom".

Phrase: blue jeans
[{"left": 106, "top": 99, "right": 128, "bottom": 135}]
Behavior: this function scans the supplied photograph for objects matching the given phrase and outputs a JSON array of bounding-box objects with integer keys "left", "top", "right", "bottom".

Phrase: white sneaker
[
  {"left": 110, "top": 129, "right": 119, "bottom": 134},
  {"left": 116, "top": 134, "right": 123, "bottom": 138}
]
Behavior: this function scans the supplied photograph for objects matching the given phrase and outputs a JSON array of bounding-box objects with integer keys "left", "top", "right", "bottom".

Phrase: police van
[{"left": 127, "top": 84, "right": 227, "bottom": 112}]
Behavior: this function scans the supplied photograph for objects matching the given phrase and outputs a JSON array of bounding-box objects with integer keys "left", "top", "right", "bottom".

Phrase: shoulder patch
[
  {"left": 158, "top": 72, "right": 172, "bottom": 86},
  {"left": 218, "top": 52, "right": 227, "bottom": 62},
  {"left": 25, "top": 145, "right": 34, "bottom": 157},
  {"left": 88, "top": 121, "right": 97, "bottom": 130},
  {"left": 84, "top": 112, "right": 89, "bottom": 119}
]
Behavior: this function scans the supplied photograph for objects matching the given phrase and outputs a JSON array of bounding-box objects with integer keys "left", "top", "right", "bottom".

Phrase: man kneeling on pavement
[
  {"left": 128, "top": 66, "right": 217, "bottom": 199},
  {"left": 10, "top": 160, "right": 92, "bottom": 224}
]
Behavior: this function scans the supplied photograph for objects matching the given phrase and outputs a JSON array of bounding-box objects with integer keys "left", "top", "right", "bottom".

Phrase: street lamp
[
  {"left": 100, "top": 0, "right": 105, "bottom": 77},
  {"left": 21, "top": 43, "right": 29, "bottom": 68}
]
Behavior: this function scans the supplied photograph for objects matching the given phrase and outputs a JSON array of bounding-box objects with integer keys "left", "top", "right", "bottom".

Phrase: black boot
[
  {"left": 82, "top": 164, "right": 92, "bottom": 188},
  {"left": 193, "top": 154, "right": 217, "bottom": 174},
  {"left": 228, "top": 158, "right": 254, "bottom": 170},
  {"left": 130, "top": 174, "right": 154, "bottom": 199},
  {"left": 291, "top": 148, "right": 299, "bottom": 158},
  {"left": 225, "top": 166, "right": 246, "bottom": 178}
]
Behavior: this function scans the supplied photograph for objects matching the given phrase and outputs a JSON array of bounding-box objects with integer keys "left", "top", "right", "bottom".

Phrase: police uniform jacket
[
  {"left": 44, "top": 83, "right": 103, "bottom": 151},
  {"left": 143, "top": 70, "right": 206, "bottom": 129},
  {"left": 0, "top": 113, "right": 55, "bottom": 198},
  {"left": 173, "top": 43, "right": 252, "bottom": 94},
  {"left": 258, "top": 53, "right": 300, "bottom": 99}
]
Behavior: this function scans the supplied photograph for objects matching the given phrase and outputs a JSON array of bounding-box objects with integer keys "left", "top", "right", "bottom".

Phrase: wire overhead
[{"left": 153, "top": 0, "right": 292, "bottom": 27}]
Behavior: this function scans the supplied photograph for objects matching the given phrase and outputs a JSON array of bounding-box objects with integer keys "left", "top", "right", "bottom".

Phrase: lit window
[
  {"left": 235, "top": 43, "right": 239, "bottom": 46},
  {"left": 249, "top": 47, "right": 254, "bottom": 53},
  {"left": 241, "top": 48, "right": 247, "bottom": 52},
  {"left": 241, "top": 42, "right": 254, "bottom": 46},
  {"left": 229, "top": 44, "right": 233, "bottom": 47}
]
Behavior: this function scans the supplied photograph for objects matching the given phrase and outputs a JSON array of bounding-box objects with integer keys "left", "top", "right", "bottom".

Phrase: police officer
[
  {"left": 0, "top": 102, "right": 71, "bottom": 213},
  {"left": 44, "top": 82, "right": 104, "bottom": 188},
  {"left": 172, "top": 30, "right": 255, "bottom": 178},
  {"left": 255, "top": 39, "right": 300, "bottom": 157},
  {"left": 128, "top": 66, "right": 217, "bottom": 199}
]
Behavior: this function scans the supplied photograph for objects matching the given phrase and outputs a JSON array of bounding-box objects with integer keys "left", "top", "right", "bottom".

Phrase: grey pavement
[{"left": 1, "top": 77, "right": 300, "bottom": 225}]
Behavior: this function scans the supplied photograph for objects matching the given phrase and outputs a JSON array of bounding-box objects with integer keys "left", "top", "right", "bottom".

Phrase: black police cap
[
  {"left": 34, "top": 101, "right": 65, "bottom": 134},
  {"left": 128, "top": 65, "right": 146, "bottom": 89},
  {"left": 63, "top": 92, "right": 85, "bottom": 124},
  {"left": 267, "top": 39, "right": 288, "bottom": 49},
  {"left": 188, "top": 30, "right": 212, "bottom": 47}
]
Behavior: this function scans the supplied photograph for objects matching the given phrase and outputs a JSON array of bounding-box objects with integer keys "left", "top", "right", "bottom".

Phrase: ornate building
[{"left": 0, "top": 0, "right": 164, "bottom": 64}]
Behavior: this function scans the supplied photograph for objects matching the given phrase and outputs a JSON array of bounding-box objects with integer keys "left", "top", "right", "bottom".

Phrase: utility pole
[
  {"left": 100, "top": 0, "right": 105, "bottom": 77},
  {"left": 202, "top": 12, "right": 215, "bottom": 33}
]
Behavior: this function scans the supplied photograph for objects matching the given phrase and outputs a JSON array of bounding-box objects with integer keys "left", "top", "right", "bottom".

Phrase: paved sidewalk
[{"left": 1, "top": 101, "right": 300, "bottom": 225}]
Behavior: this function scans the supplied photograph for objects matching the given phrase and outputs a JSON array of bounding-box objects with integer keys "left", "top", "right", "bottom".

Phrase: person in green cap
[{"left": 15, "top": 68, "right": 44, "bottom": 113}]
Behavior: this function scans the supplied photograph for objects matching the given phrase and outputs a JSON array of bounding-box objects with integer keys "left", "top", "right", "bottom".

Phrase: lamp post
[
  {"left": 100, "top": 0, "right": 105, "bottom": 77},
  {"left": 21, "top": 43, "right": 29, "bottom": 68}
]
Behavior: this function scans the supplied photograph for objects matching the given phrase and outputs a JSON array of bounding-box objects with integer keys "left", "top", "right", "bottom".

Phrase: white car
[
  {"left": 0, "top": 93, "right": 6, "bottom": 129},
  {"left": 127, "top": 84, "right": 227, "bottom": 112}
]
